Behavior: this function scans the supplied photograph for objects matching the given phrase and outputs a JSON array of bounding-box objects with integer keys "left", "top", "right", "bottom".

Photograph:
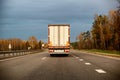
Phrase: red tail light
[
  {"left": 49, "top": 50, "right": 54, "bottom": 52},
  {"left": 65, "top": 50, "right": 70, "bottom": 52}
]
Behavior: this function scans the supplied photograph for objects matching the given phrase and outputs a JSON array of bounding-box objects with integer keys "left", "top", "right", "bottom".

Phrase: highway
[{"left": 0, "top": 50, "right": 120, "bottom": 80}]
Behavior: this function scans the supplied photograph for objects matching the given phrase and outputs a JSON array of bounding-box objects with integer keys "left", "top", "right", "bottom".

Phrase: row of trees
[
  {"left": 76, "top": 9, "right": 120, "bottom": 51},
  {"left": 0, "top": 36, "right": 43, "bottom": 51}
]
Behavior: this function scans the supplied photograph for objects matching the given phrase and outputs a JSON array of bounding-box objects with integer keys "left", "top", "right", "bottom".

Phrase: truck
[{"left": 48, "top": 24, "right": 70, "bottom": 56}]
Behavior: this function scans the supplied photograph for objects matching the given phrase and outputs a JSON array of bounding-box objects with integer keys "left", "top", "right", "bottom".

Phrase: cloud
[{"left": 0, "top": 0, "right": 119, "bottom": 42}]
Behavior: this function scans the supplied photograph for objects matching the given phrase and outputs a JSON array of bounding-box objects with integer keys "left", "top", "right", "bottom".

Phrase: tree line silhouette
[
  {"left": 76, "top": 9, "right": 120, "bottom": 51},
  {"left": 0, "top": 36, "right": 43, "bottom": 51}
]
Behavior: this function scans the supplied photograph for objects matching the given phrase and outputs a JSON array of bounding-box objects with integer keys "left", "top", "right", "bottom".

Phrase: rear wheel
[
  {"left": 65, "top": 54, "right": 69, "bottom": 56},
  {"left": 50, "top": 54, "right": 53, "bottom": 56}
]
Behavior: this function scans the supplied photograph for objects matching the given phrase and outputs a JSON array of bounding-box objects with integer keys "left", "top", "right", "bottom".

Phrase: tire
[
  {"left": 65, "top": 54, "right": 69, "bottom": 56},
  {"left": 50, "top": 54, "right": 53, "bottom": 56}
]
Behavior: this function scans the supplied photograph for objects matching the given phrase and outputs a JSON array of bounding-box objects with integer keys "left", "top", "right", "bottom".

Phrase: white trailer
[{"left": 48, "top": 24, "right": 70, "bottom": 55}]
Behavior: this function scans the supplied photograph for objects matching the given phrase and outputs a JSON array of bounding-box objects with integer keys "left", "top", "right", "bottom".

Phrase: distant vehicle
[{"left": 48, "top": 24, "right": 70, "bottom": 56}]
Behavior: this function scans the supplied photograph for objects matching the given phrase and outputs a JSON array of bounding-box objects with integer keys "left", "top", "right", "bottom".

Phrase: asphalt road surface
[{"left": 0, "top": 50, "right": 120, "bottom": 80}]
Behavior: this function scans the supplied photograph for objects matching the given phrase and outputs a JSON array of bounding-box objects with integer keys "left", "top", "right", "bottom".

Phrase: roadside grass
[
  {"left": 86, "top": 49, "right": 120, "bottom": 54},
  {"left": 80, "top": 49, "right": 120, "bottom": 57}
]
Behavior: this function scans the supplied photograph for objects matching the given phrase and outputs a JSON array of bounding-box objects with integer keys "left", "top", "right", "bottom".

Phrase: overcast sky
[{"left": 0, "top": 0, "right": 119, "bottom": 42}]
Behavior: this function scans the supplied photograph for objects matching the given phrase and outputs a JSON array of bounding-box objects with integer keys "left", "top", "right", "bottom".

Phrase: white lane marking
[
  {"left": 79, "top": 59, "right": 83, "bottom": 61},
  {"left": 79, "top": 51, "right": 120, "bottom": 60},
  {"left": 0, "top": 56, "right": 25, "bottom": 62},
  {"left": 75, "top": 57, "right": 79, "bottom": 59},
  {"left": 41, "top": 57, "right": 46, "bottom": 60},
  {"left": 85, "top": 62, "right": 91, "bottom": 65},
  {"left": 95, "top": 69, "right": 106, "bottom": 73}
]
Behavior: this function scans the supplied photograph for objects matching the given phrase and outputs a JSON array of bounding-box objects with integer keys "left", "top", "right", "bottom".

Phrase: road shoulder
[{"left": 72, "top": 49, "right": 120, "bottom": 60}]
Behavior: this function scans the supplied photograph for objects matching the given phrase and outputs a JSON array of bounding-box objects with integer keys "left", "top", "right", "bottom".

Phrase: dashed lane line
[
  {"left": 72, "top": 55, "right": 79, "bottom": 59},
  {"left": 95, "top": 69, "right": 106, "bottom": 73},
  {"left": 85, "top": 62, "right": 91, "bottom": 65},
  {"left": 75, "top": 57, "right": 79, "bottom": 59},
  {"left": 73, "top": 55, "right": 106, "bottom": 74},
  {"left": 41, "top": 57, "right": 47, "bottom": 60},
  {"left": 72, "top": 54, "right": 106, "bottom": 74},
  {"left": 79, "top": 59, "right": 84, "bottom": 61},
  {"left": 72, "top": 55, "right": 76, "bottom": 57}
]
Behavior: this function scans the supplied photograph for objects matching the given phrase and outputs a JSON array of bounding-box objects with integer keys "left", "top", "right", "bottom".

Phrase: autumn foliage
[
  {"left": 0, "top": 36, "right": 43, "bottom": 51},
  {"left": 77, "top": 9, "right": 120, "bottom": 51}
]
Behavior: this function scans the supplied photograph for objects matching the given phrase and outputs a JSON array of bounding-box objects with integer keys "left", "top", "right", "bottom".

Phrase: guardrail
[{"left": 0, "top": 50, "right": 42, "bottom": 59}]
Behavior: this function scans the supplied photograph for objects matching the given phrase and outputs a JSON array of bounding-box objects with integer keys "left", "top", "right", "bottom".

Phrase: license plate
[{"left": 54, "top": 50, "right": 64, "bottom": 52}]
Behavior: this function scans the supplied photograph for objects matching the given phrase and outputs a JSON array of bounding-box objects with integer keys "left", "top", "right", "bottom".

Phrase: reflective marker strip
[
  {"left": 85, "top": 63, "right": 91, "bottom": 65},
  {"left": 95, "top": 69, "right": 106, "bottom": 73}
]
